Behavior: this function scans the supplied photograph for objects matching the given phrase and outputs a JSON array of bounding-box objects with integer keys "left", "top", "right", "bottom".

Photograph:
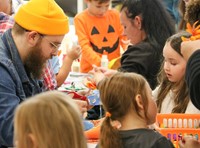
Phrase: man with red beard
[{"left": 0, "top": 0, "right": 87, "bottom": 147}]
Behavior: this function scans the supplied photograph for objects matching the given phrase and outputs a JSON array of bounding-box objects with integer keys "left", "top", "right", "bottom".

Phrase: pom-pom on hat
[{"left": 14, "top": 0, "right": 69, "bottom": 35}]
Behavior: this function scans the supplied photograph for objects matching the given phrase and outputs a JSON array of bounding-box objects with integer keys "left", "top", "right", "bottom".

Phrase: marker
[
  {"left": 188, "top": 119, "right": 192, "bottom": 128},
  {"left": 194, "top": 134, "right": 199, "bottom": 140},
  {"left": 194, "top": 119, "right": 198, "bottom": 128},
  {"left": 178, "top": 119, "right": 182, "bottom": 128},
  {"left": 167, "top": 133, "right": 171, "bottom": 140},
  {"left": 163, "top": 118, "right": 167, "bottom": 128},
  {"left": 183, "top": 119, "right": 187, "bottom": 128},
  {"left": 168, "top": 118, "right": 172, "bottom": 128},
  {"left": 173, "top": 119, "right": 177, "bottom": 128},
  {"left": 178, "top": 133, "right": 182, "bottom": 141},
  {"left": 173, "top": 134, "right": 177, "bottom": 148}
]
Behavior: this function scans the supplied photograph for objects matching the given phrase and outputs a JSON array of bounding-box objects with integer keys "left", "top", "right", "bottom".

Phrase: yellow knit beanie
[{"left": 14, "top": 0, "right": 69, "bottom": 35}]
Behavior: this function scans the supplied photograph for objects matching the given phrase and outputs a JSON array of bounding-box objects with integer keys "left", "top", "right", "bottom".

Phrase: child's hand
[
  {"left": 83, "top": 78, "right": 97, "bottom": 90},
  {"left": 179, "top": 135, "right": 200, "bottom": 148},
  {"left": 89, "top": 67, "right": 105, "bottom": 86},
  {"left": 73, "top": 99, "right": 88, "bottom": 114},
  {"left": 66, "top": 45, "right": 81, "bottom": 60},
  {"left": 92, "top": 65, "right": 117, "bottom": 77},
  {"left": 76, "top": 90, "right": 95, "bottom": 110},
  {"left": 89, "top": 65, "right": 117, "bottom": 86},
  {"left": 77, "top": 89, "right": 91, "bottom": 96}
]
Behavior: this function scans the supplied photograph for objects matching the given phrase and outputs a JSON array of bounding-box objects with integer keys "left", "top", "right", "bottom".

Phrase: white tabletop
[{"left": 87, "top": 143, "right": 97, "bottom": 148}]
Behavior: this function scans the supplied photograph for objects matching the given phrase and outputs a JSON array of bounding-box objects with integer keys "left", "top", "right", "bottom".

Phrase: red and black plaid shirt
[
  {"left": 42, "top": 61, "right": 57, "bottom": 91},
  {"left": 0, "top": 12, "right": 14, "bottom": 35}
]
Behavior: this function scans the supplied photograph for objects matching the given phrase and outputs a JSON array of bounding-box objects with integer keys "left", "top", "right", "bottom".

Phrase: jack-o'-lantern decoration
[{"left": 90, "top": 25, "right": 119, "bottom": 54}]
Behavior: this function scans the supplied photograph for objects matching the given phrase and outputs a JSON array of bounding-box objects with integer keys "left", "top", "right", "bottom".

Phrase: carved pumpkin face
[{"left": 90, "top": 25, "right": 119, "bottom": 54}]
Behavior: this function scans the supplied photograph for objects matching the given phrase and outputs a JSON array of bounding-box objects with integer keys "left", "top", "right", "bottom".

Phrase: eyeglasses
[
  {"left": 24, "top": 30, "right": 62, "bottom": 55},
  {"left": 40, "top": 34, "right": 61, "bottom": 53}
]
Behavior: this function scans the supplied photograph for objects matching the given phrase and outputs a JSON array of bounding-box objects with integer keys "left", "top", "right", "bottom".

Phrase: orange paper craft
[
  {"left": 182, "top": 21, "right": 200, "bottom": 41},
  {"left": 86, "top": 81, "right": 97, "bottom": 90}
]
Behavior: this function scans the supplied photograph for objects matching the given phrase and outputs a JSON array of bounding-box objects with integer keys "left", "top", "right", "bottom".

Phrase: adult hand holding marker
[{"left": 82, "top": 77, "right": 101, "bottom": 106}]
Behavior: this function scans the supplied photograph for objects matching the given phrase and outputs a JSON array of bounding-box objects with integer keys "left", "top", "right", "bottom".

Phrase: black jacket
[
  {"left": 119, "top": 39, "right": 163, "bottom": 89},
  {"left": 96, "top": 128, "right": 174, "bottom": 148},
  {"left": 185, "top": 49, "right": 200, "bottom": 110}
]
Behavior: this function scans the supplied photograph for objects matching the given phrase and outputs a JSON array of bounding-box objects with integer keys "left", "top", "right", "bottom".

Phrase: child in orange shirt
[{"left": 74, "top": 0, "right": 127, "bottom": 73}]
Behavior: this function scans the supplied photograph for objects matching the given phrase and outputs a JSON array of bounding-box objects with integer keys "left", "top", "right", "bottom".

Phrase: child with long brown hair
[
  {"left": 98, "top": 72, "right": 173, "bottom": 148},
  {"left": 154, "top": 31, "right": 200, "bottom": 113},
  {"left": 14, "top": 91, "right": 87, "bottom": 148}
]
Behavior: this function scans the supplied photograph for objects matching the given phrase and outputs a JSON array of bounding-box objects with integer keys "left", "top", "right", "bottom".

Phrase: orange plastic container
[
  {"left": 156, "top": 114, "right": 200, "bottom": 128},
  {"left": 156, "top": 114, "right": 200, "bottom": 148}
]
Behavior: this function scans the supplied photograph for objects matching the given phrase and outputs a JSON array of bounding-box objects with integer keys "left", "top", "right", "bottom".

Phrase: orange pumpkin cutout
[{"left": 90, "top": 25, "right": 119, "bottom": 54}]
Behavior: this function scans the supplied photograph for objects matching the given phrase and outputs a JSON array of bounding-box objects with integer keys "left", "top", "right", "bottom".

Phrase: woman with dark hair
[{"left": 92, "top": 0, "right": 175, "bottom": 90}]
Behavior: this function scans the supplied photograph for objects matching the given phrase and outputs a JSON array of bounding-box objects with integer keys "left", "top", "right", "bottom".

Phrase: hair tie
[{"left": 105, "top": 112, "right": 111, "bottom": 117}]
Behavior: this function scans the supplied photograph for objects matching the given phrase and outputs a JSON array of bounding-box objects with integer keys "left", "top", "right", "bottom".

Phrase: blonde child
[
  {"left": 74, "top": 0, "right": 127, "bottom": 73},
  {"left": 14, "top": 91, "right": 87, "bottom": 148},
  {"left": 153, "top": 31, "right": 200, "bottom": 113},
  {"left": 98, "top": 72, "right": 174, "bottom": 148}
]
